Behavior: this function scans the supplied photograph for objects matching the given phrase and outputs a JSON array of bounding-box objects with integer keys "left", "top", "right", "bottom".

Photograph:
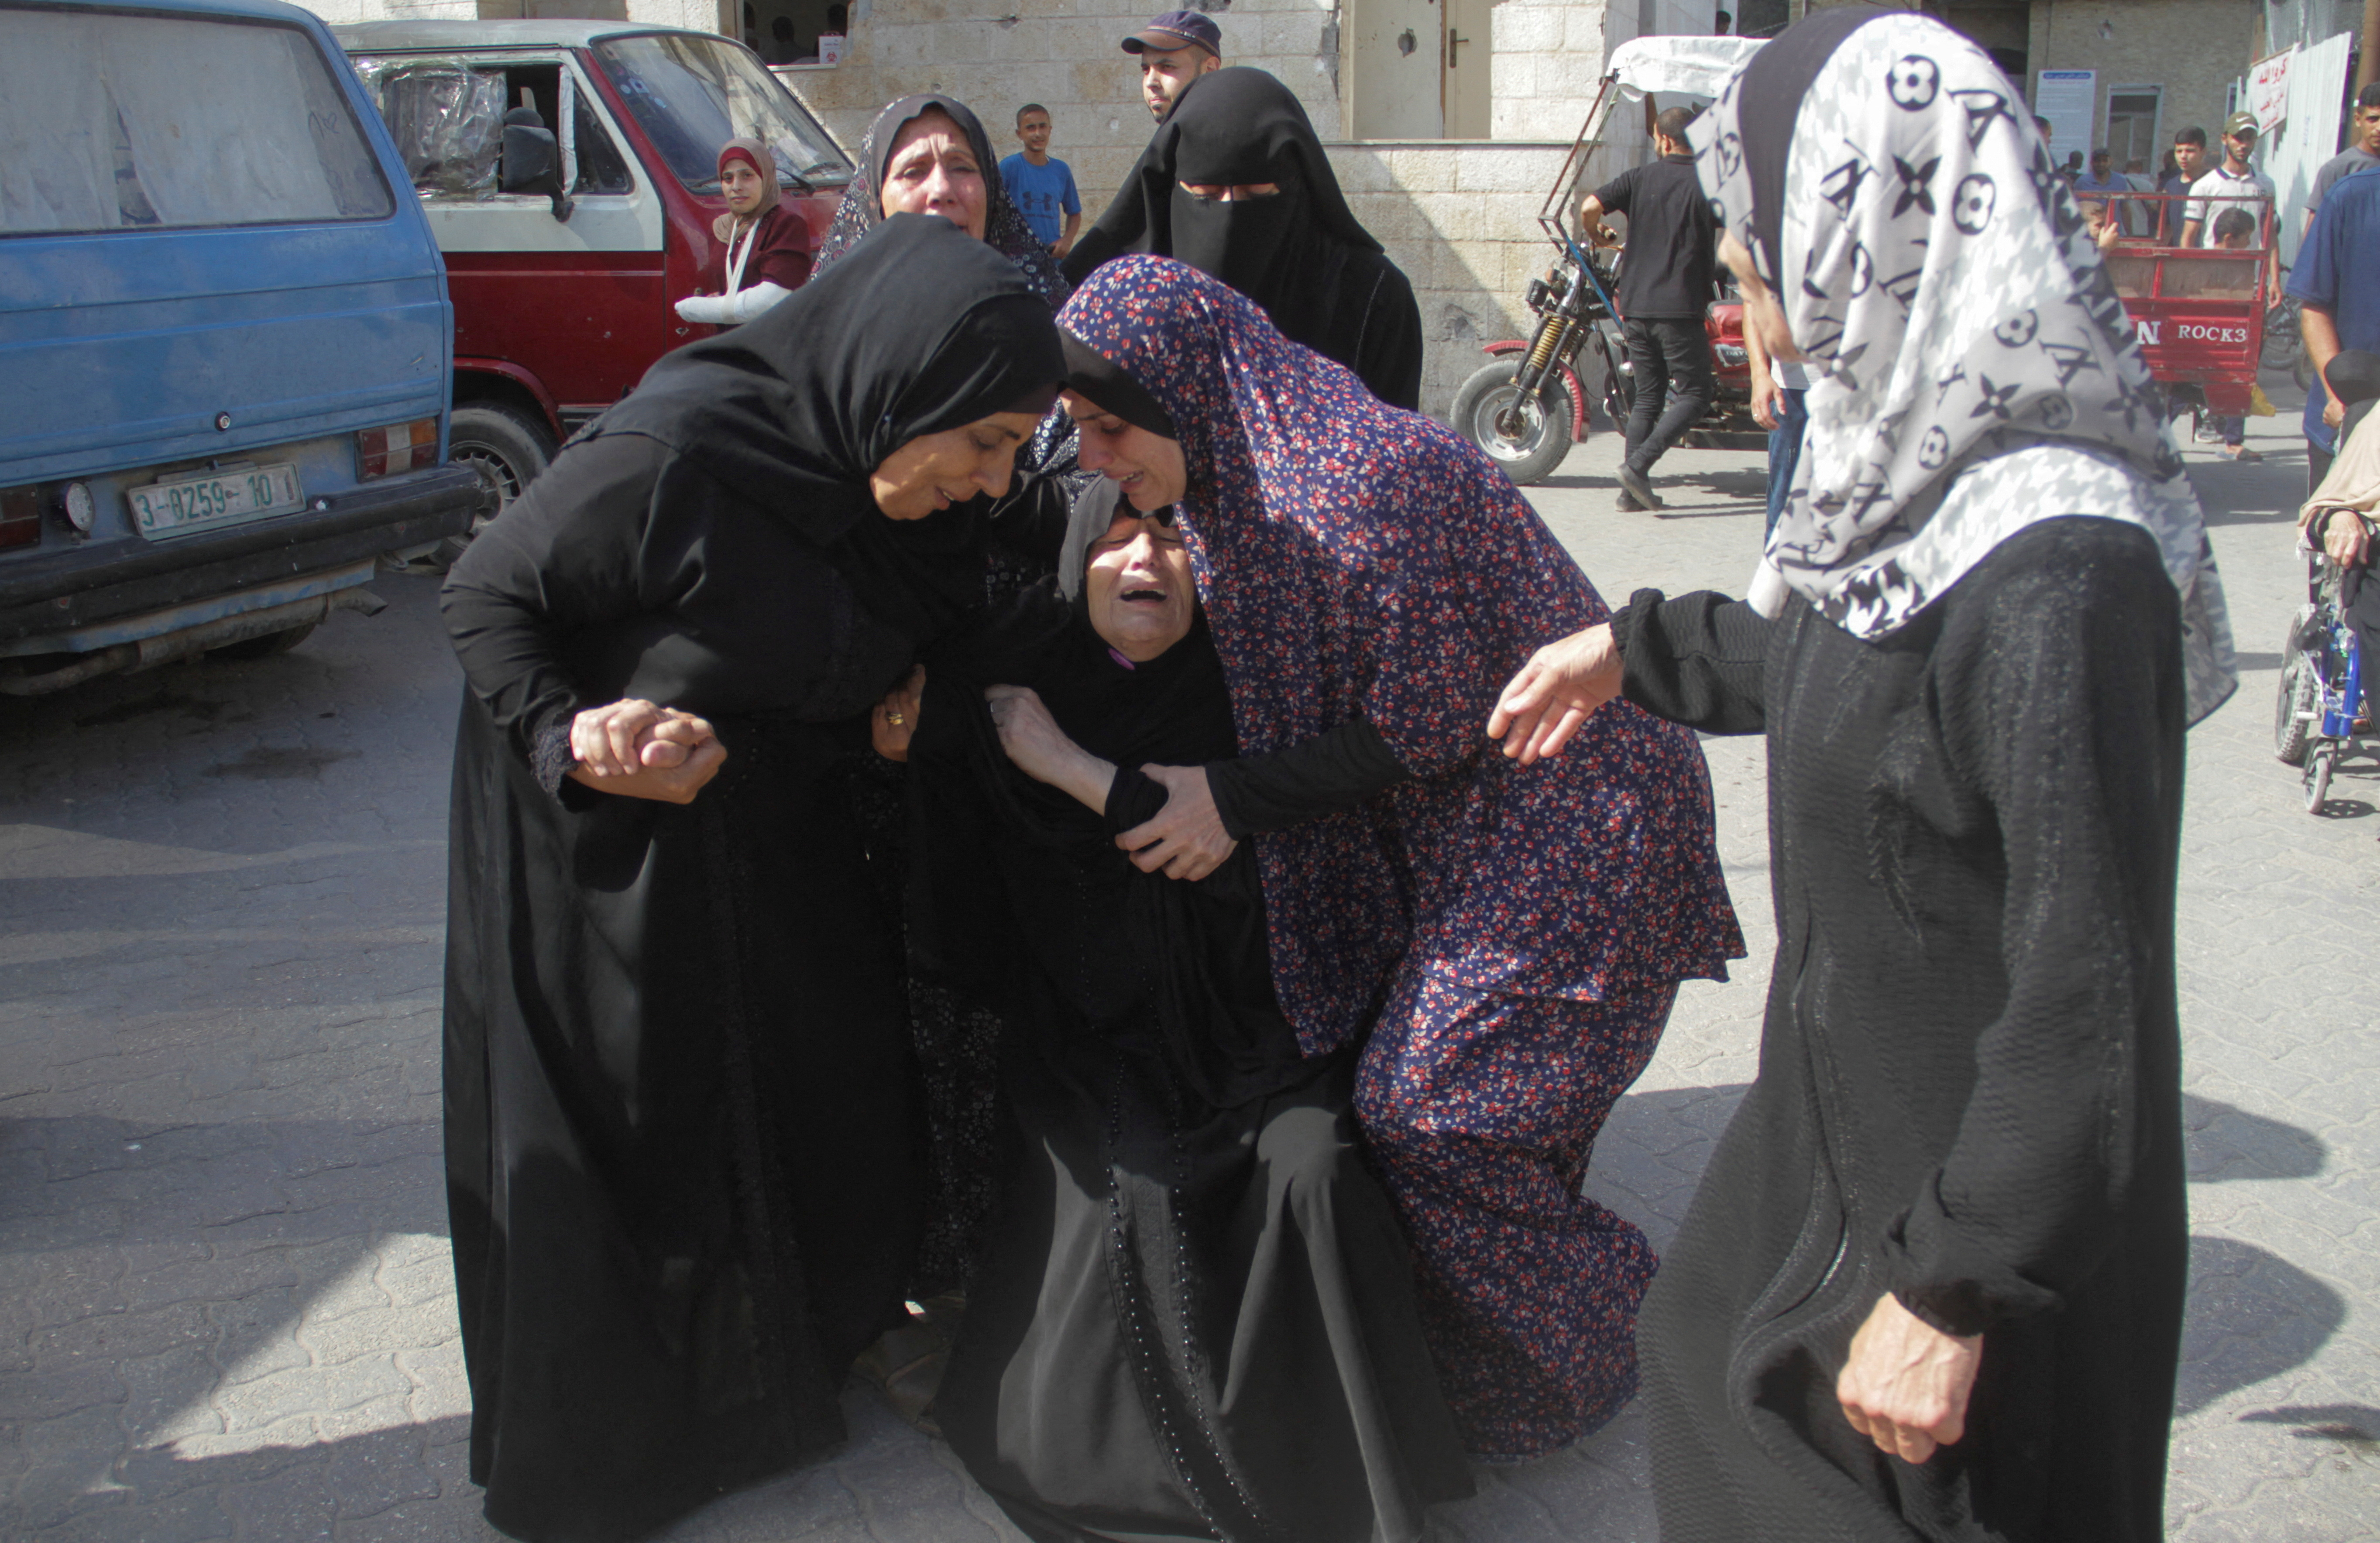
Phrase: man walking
[
  {"left": 1000, "top": 104, "right": 1081, "bottom": 257},
  {"left": 2181, "top": 113, "right": 2274, "bottom": 250},
  {"left": 1122, "top": 10, "right": 1221, "bottom": 122},
  {"left": 2155, "top": 127, "right": 2208, "bottom": 242},
  {"left": 2289, "top": 170, "right": 2380, "bottom": 494},
  {"left": 2304, "top": 81, "right": 2380, "bottom": 233},
  {"left": 1577, "top": 105, "right": 1718, "bottom": 511}
]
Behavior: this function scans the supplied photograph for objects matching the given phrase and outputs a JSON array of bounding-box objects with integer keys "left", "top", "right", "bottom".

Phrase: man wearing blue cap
[{"left": 1123, "top": 10, "right": 1222, "bottom": 121}]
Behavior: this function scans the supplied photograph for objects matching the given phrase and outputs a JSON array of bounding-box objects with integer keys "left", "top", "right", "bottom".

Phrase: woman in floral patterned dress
[{"left": 1052, "top": 257, "right": 1745, "bottom": 1459}]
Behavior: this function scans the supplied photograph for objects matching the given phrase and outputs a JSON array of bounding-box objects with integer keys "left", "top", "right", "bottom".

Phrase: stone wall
[
  {"left": 2025, "top": 0, "right": 2254, "bottom": 151},
  {"left": 777, "top": 0, "right": 1347, "bottom": 205},
  {"left": 296, "top": 0, "right": 1756, "bottom": 415}
]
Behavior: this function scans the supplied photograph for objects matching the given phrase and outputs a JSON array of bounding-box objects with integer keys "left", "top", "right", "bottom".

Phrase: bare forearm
[
  {"left": 2303, "top": 304, "right": 2343, "bottom": 382},
  {"left": 1045, "top": 747, "right": 1117, "bottom": 813}
]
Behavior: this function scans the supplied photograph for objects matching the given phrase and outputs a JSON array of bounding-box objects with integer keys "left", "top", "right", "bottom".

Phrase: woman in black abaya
[
  {"left": 1491, "top": 12, "right": 2236, "bottom": 1540},
  {"left": 876, "top": 494, "right": 1474, "bottom": 1543},
  {"left": 439, "top": 215, "right": 1063, "bottom": 1543},
  {"left": 1061, "top": 68, "right": 1424, "bottom": 409}
]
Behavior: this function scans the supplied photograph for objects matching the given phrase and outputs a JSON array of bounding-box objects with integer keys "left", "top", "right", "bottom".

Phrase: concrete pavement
[{"left": 0, "top": 385, "right": 2372, "bottom": 1541}]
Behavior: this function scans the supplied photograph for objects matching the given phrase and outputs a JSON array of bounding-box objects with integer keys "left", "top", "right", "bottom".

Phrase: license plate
[{"left": 128, "top": 463, "right": 304, "bottom": 540}]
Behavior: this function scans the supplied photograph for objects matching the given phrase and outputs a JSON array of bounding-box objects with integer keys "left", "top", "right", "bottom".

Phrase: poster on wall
[
  {"left": 2247, "top": 46, "right": 2295, "bottom": 133},
  {"left": 2035, "top": 69, "right": 2096, "bottom": 168}
]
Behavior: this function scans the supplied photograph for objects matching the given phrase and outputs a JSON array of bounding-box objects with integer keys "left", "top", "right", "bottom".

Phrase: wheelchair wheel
[
  {"left": 2304, "top": 743, "right": 2335, "bottom": 814},
  {"left": 2274, "top": 633, "right": 2317, "bottom": 766}
]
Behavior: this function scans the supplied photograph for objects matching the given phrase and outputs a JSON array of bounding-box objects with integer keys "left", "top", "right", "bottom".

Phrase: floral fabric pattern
[
  {"left": 1055, "top": 257, "right": 1744, "bottom": 1056},
  {"left": 1358, "top": 972, "right": 1675, "bottom": 1457}
]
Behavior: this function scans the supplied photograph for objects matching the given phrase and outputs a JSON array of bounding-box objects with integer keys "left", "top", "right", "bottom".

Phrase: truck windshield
[
  {"left": 592, "top": 34, "right": 851, "bottom": 194},
  {"left": 0, "top": 7, "right": 393, "bottom": 236}
]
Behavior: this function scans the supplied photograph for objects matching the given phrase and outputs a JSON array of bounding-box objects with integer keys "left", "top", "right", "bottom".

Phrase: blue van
[{"left": 0, "top": 0, "right": 491, "bottom": 693}]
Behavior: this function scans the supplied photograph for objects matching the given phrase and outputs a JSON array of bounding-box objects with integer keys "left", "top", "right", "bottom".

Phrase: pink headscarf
[{"left": 712, "top": 138, "right": 780, "bottom": 242}]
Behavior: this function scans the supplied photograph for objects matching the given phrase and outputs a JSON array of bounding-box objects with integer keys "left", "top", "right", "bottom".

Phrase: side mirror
[{"left": 501, "top": 123, "right": 573, "bottom": 222}]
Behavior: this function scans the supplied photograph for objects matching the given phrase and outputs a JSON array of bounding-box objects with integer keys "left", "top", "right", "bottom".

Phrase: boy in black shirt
[{"left": 1577, "top": 105, "right": 1717, "bottom": 510}]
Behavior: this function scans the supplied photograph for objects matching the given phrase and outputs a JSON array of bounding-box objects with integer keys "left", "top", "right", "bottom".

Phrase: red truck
[{"left": 336, "top": 21, "right": 853, "bottom": 531}]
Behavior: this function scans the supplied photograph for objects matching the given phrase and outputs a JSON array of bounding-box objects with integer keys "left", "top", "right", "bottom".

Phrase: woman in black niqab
[
  {"left": 1061, "top": 68, "right": 1424, "bottom": 408},
  {"left": 438, "top": 215, "right": 1062, "bottom": 1543},
  {"left": 889, "top": 494, "right": 1474, "bottom": 1543}
]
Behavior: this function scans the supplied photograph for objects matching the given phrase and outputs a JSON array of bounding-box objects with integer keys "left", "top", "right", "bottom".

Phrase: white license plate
[{"left": 128, "top": 463, "right": 304, "bottom": 539}]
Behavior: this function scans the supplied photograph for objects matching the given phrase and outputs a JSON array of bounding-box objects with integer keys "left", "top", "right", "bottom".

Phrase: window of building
[{"left": 2106, "top": 86, "right": 2163, "bottom": 171}]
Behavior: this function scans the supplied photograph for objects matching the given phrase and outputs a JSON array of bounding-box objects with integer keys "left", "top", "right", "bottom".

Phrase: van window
[
  {"left": 574, "top": 93, "right": 635, "bottom": 195},
  {"left": 350, "top": 57, "right": 505, "bottom": 197},
  {"left": 593, "top": 34, "right": 850, "bottom": 195},
  {"left": 0, "top": 7, "right": 393, "bottom": 236}
]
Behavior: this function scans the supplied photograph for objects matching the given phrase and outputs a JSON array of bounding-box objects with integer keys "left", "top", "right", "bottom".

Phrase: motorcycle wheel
[{"left": 1451, "top": 360, "right": 1575, "bottom": 486}]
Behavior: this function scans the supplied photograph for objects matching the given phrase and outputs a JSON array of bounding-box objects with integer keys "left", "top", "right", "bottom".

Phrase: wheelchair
[{"left": 2275, "top": 553, "right": 2367, "bottom": 814}]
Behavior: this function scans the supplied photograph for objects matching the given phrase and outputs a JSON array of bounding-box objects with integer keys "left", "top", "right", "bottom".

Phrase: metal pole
[{"left": 2362, "top": 0, "right": 2379, "bottom": 92}]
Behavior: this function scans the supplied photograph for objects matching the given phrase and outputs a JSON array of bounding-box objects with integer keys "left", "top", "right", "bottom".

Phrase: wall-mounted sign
[
  {"left": 2248, "top": 46, "right": 2295, "bottom": 133},
  {"left": 2035, "top": 69, "right": 2096, "bottom": 168}
]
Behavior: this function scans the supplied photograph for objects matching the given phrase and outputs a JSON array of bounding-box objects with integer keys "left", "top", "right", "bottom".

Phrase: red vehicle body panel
[{"left": 456, "top": 58, "right": 847, "bottom": 438}]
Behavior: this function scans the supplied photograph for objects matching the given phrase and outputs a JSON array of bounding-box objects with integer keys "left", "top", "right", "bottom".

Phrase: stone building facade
[{"left": 306, "top": 0, "right": 1729, "bottom": 415}]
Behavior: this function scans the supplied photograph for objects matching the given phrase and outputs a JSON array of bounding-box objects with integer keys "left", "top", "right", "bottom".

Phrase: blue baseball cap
[{"left": 1123, "top": 10, "right": 1220, "bottom": 56}]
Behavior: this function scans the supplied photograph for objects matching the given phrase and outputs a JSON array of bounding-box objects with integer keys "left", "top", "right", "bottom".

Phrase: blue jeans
[
  {"left": 2217, "top": 414, "right": 2244, "bottom": 447},
  {"left": 1764, "top": 387, "right": 1807, "bottom": 538}
]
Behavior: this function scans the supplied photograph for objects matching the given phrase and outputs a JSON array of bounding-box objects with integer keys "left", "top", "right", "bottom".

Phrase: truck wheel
[
  {"left": 1451, "top": 360, "right": 1574, "bottom": 486},
  {"left": 441, "top": 404, "right": 556, "bottom": 563}
]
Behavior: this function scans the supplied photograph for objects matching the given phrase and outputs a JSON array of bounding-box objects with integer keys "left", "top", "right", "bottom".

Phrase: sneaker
[
  {"left": 1616, "top": 490, "right": 1646, "bottom": 512},
  {"left": 2221, "top": 445, "right": 2263, "bottom": 462},
  {"left": 1617, "top": 463, "right": 1664, "bottom": 509}
]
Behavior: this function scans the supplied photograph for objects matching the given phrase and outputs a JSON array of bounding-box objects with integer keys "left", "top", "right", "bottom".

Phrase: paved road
[{"left": 3, "top": 389, "right": 2373, "bottom": 1542}]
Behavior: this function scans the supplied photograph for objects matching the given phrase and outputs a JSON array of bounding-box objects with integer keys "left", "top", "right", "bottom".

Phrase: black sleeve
[
  {"left": 1612, "top": 587, "right": 1772, "bottom": 735},
  {"left": 1879, "top": 520, "right": 2185, "bottom": 1334},
  {"left": 440, "top": 432, "right": 676, "bottom": 777},
  {"left": 1591, "top": 165, "right": 1638, "bottom": 214},
  {"left": 1356, "top": 261, "right": 1426, "bottom": 412},
  {"left": 1204, "top": 717, "right": 1412, "bottom": 838},
  {"left": 1102, "top": 764, "right": 1171, "bottom": 837}
]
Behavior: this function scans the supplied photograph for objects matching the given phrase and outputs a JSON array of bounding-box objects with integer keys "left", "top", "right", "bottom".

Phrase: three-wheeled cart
[
  {"left": 2090, "top": 189, "right": 2276, "bottom": 434},
  {"left": 1450, "top": 35, "right": 1767, "bottom": 484}
]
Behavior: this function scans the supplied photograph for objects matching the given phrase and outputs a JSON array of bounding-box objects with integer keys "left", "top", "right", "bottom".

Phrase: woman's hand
[
  {"left": 572, "top": 699, "right": 716, "bottom": 777},
  {"left": 2324, "top": 510, "right": 2372, "bottom": 569},
  {"left": 1115, "top": 764, "right": 1237, "bottom": 881},
  {"left": 988, "top": 685, "right": 1116, "bottom": 812},
  {"left": 1487, "top": 624, "right": 1624, "bottom": 764},
  {"left": 1834, "top": 1293, "right": 1983, "bottom": 1466},
  {"left": 872, "top": 666, "right": 925, "bottom": 761}
]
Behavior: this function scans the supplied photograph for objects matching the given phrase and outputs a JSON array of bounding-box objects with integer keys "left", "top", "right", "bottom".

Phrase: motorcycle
[{"left": 1452, "top": 35, "right": 1769, "bottom": 486}]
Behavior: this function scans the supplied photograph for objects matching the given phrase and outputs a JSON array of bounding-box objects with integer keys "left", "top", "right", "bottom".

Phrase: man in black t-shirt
[{"left": 1577, "top": 105, "right": 1718, "bottom": 510}]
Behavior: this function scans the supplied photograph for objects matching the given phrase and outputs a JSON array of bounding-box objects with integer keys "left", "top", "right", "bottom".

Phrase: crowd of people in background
[{"left": 427, "top": 7, "right": 2380, "bottom": 1543}]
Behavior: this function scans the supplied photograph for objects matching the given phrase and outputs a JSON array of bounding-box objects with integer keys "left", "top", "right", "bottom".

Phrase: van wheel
[{"left": 441, "top": 404, "right": 556, "bottom": 563}]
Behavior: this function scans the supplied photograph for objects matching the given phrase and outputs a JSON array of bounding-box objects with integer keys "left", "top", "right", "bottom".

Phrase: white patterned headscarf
[{"left": 1690, "top": 7, "right": 2235, "bottom": 722}]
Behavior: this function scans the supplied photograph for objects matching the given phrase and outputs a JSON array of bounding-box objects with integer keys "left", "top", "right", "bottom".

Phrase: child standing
[
  {"left": 2209, "top": 206, "right": 2263, "bottom": 462},
  {"left": 999, "top": 104, "right": 1081, "bottom": 257}
]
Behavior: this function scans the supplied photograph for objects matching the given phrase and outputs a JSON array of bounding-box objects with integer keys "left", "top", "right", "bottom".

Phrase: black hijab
[
  {"left": 906, "top": 495, "right": 1312, "bottom": 1109},
  {"left": 584, "top": 214, "right": 1060, "bottom": 538},
  {"left": 1064, "top": 69, "right": 1383, "bottom": 360},
  {"left": 811, "top": 94, "right": 1071, "bottom": 309},
  {"left": 571, "top": 214, "right": 1063, "bottom": 643}
]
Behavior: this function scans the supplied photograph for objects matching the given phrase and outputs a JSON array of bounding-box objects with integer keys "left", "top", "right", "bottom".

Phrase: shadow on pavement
[{"left": 2176, "top": 1235, "right": 2346, "bottom": 1416}]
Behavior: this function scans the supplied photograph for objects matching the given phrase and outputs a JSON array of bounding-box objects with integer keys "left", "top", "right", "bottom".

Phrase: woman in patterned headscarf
[
  {"left": 1054, "top": 255, "right": 1744, "bottom": 1464},
  {"left": 812, "top": 93, "right": 1068, "bottom": 309},
  {"left": 1489, "top": 10, "right": 2235, "bottom": 1541}
]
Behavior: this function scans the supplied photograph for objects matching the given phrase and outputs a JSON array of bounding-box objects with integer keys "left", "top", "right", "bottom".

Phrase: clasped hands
[
  {"left": 568, "top": 698, "right": 724, "bottom": 804},
  {"left": 872, "top": 669, "right": 1237, "bottom": 881}
]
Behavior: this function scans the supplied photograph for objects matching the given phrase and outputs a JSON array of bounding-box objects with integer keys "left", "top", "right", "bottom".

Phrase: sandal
[{"left": 852, "top": 1294, "right": 966, "bottom": 1437}]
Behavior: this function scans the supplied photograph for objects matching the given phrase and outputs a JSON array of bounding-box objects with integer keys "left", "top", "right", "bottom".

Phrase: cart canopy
[{"left": 1607, "top": 35, "right": 1764, "bottom": 100}]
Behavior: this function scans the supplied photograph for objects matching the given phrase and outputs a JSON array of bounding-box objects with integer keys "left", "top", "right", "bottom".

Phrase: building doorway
[{"left": 1345, "top": 0, "right": 1494, "bottom": 139}]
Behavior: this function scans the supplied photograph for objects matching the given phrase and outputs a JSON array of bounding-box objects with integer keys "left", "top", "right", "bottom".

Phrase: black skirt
[
  {"left": 443, "top": 700, "right": 924, "bottom": 1543},
  {"left": 938, "top": 1025, "right": 1473, "bottom": 1543}
]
